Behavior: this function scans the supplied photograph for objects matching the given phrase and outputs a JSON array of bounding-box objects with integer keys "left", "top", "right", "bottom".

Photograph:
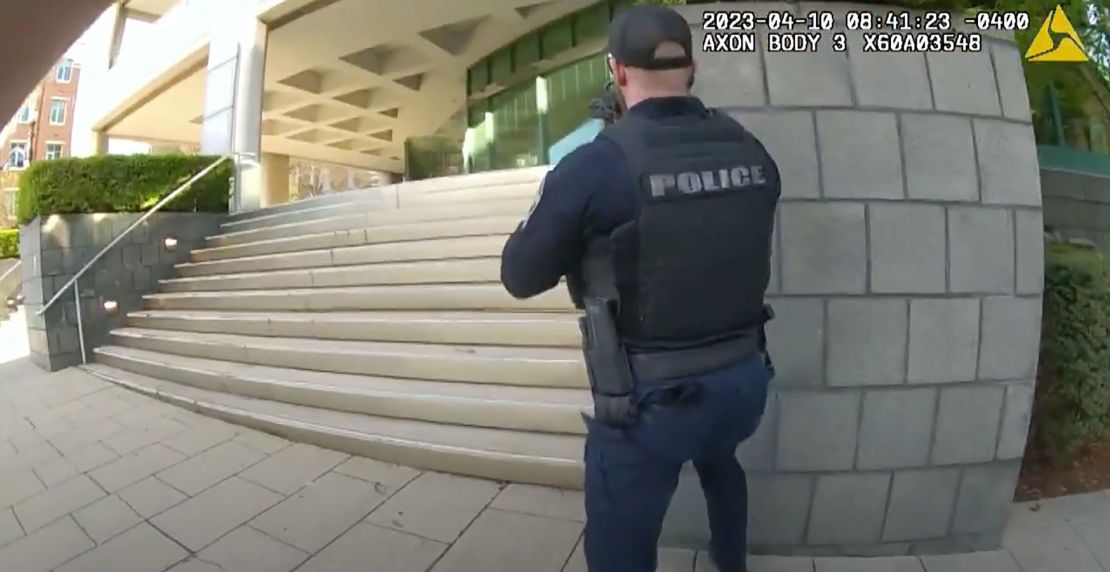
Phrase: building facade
[
  {"left": 82, "top": 0, "right": 605, "bottom": 211},
  {"left": 0, "top": 58, "right": 82, "bottom": 227}
]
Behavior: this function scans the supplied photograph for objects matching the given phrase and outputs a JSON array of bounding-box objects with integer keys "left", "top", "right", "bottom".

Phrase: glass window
[
  {"left": 545, "top": 54, "right": 609, "bottom": 145},
  {"left": 49, "top": 99, "right": 66, "bottom": 125},
  {"left": 56, "top": 59, "right": 74, "bottom": 83},
  {"left": 16, "top": 105, "right": 32, "bottom": 123},
  {"left": 464, "top": 53, "right": 610, "bottom": 174},
  {"left": 45, "top": 143, "right": 64, "bottom": 161},
  {"left": 7, "top": 143, "right": 28, "bottom": 169},
  {"left": 490, "top": 83, "right": 540, "bottom": 171}
]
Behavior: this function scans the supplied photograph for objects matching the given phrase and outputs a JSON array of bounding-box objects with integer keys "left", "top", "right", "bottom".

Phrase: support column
[
  {"left": 107, "top": 3, "right": 127, "bottom": 69},
  {"left": 89, "top": 131, "right": 109, "bottom": 156},
  {"left": 199, "top": 2, "right": 268, "bottom": 213},
  {"left": 485, "top": 111, "right": 496, "bottom": 171},
  {"left": 536, "top": 76, "right": 550, "bottom": 165},
  {"left": 260, "top": 153, "right": 290, "bottom": 208}
]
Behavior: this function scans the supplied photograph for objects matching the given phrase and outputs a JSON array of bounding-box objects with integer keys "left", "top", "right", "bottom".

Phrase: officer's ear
[
  {"left": 608, "top": 57, "right": 629, "bottom": 88},
  {"left": 687, "top": 61, "right": 697, "bottom": 89}
]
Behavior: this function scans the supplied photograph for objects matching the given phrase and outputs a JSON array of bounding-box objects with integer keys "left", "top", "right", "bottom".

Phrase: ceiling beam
[
  {"left": 122, "top": 7, "right": 160, "bottom": 23},
  {"left": 488, "top": 7, "right": 526, "bottom": 29}
]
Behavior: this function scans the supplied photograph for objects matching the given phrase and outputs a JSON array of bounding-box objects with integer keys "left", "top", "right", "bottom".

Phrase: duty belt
[{"left": 627, "top": 332, "right": 762, "bottom": 383}]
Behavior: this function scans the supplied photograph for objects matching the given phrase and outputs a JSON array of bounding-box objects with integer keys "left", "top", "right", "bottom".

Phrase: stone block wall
[
  {"left": 661, "top": 2, "right": 1043, "bottom": 556},
  {"left": 20, "top": 213, "right": 226, "bottom": 371},
  {"left": 1041, "top": 168, "right": 1110, "bottom": 251}
]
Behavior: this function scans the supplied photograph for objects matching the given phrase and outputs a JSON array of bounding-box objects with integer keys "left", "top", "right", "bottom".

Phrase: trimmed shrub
[
  {"left": 0, "top": 229, "right": 17, "bottom": 259},
  {"left": 1030, "top": 241, "right": 1110, "bottom": 466},
  {"left": 17, "top": 154, "right": 232, "bottom": 225}
]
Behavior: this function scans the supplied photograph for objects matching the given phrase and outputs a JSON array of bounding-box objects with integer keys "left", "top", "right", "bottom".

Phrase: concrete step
[
  {"left": 143, "top": 283, "right": 575, "bottom": 312},
  {"left": 208, "top": 198, "right": 531, "bottom": 248},
  {"left": 94, "top": 345, "right": 590, "bottom": 435},
  {"left": 223, "top": 182, "right": 537, "bottom": 233},
  {"left": 225, "top": 166, "right": 545, "bottom": 224},
  {"left": 125, "top": 310, "right": 581, "bottom": 347},
  {"left": 221, "top": 189, "right": 397, "bottom": 233},
  {"left": 191, "top": 216, "right": 519, "bottom": 263},
  {"left": 227, "top": 187, "right": 397, "bottom": 224},
  {"left": 396, "top": 166, "right": 547, "bottom": 195},
  {"left": 81, "top": 363, "right": 584, "bottom": 488},
  {"left": 162, "top": 258, "right": 503, "bottom": 292},
  {"left": 397, "top": 182, "right": 538, "bottom": 209},
  {"left": 108, "top": 328, "right": 588, "bottom": 388},
  {"left": 177, "top": 235, "right": 506, "bottom": 277}
]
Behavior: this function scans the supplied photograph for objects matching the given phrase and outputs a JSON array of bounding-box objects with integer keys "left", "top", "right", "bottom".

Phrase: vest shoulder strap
[
  {"left": 598, "top": 115, "right": 651, "bottom": 180},
  {"left": 600, "top": 109, "right": 754, "bottom": 176}
]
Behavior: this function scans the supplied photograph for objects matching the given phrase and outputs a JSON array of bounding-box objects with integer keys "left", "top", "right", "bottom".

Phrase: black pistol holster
[
  {"left": 579, "top": 297, "right": 639, "bottom": 427},
  {"left": 759, "top": 303, "right": 776, "bottom": 378}
]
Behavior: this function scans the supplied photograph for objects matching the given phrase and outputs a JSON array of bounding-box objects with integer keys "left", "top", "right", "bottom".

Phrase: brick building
[{"left": 0, "top": 58, "right": 82, "bottom": 227}]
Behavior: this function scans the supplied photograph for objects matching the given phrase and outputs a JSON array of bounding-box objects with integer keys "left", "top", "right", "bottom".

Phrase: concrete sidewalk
[
  {"left": 1, "top": 312, "right": 1109, "bottom": 572},
  {"left": 0, "top": 305, "right": 29, "bottom": 365}
]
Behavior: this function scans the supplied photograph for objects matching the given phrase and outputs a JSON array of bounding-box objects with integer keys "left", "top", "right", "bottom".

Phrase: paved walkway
[
  {"left": 0, "top": 305, "right": 29, "bottom": 364},
  {"left": 1, "top": 312, "right": 1110, "bottom": 572}
]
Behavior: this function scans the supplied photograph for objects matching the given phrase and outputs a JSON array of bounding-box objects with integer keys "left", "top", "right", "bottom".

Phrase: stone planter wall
[
  {"left": 20, "top": 213, "right": 226, "bottom": 371},
  {"left": 1041, "top": 168, "right": 1110, "bottom": 250},
  {"left": 659, "top": 2, "right": 1043, "bottom": 557}
]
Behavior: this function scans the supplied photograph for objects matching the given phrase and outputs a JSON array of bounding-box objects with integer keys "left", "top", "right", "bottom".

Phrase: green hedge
[
  {"left": 17, "top": 154, "right": 232, "bottom": 225},
  {"left": 1030, "top": 242, "right": 1110, "bottom": 466},
  {"left": 0, "top": 229, "right": 17, "bottom": 259}
]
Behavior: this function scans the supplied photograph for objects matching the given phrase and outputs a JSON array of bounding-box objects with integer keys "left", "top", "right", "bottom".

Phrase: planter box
[
  {"left": 1041, "top": 165, "right": 1110, "bottom": 252},
  {"left": 20, "top": 212, "right": 226, "bottom": 371}
]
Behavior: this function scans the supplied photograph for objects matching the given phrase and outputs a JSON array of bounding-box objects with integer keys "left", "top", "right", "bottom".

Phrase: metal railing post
[
  {"left": 74, "top": 279, "right": 86, "bottom": 365},
  {"left": 1048, "top": 84, "right": 1067, "bottom": 147}
]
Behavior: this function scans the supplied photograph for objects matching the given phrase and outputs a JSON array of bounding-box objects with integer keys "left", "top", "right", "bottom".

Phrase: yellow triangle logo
[{"left": 1026, "top": 5, "right": 1089, "bottom": 62}]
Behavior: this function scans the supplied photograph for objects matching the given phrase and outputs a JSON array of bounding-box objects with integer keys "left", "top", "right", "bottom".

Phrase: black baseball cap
[{"left": 607, "top": 4, "right": 693, "bottom": 70}]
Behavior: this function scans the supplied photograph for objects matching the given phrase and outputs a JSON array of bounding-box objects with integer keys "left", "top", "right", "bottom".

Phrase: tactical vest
[{"left": 575, "top": 106, "right": 780, "bottom": 351}]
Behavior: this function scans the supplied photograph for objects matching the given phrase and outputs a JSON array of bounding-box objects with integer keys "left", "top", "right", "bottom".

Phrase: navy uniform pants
[{"left": 583, "top": 354, "right": 772, "bottom": 572}]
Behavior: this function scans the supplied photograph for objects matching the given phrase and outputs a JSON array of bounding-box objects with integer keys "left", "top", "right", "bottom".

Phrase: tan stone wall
[
  {"left": 289, "top": 160, "right": 396, "bottom": 202},
  {"left": 656, "top": 2, "right": 1042, "bottom": 557}
]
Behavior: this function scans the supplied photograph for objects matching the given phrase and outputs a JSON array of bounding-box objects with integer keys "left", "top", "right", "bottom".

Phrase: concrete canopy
[
  {"left": 121, "top": 0, "right": 180, "bottom": 20},
  {"left": 99, "top": 0, "right": 598, "bottom": 172}
]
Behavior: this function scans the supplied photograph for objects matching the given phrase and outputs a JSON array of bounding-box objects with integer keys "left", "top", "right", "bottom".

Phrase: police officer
[{"left": 500, "top": 4, "right": 780, "bottom": 572}]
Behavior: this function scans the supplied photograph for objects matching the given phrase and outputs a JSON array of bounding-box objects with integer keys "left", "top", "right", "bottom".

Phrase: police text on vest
[
  {"left": 649, "top": 166, "right": 768, "bottom": 198},
  {"left": 766, "top": 33, "right": 821, "bottom": 52}
]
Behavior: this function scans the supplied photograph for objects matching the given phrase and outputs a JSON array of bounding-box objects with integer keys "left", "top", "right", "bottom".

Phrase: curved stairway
[{"left": 81, "top": 166, "right": 594, "bottom": 488}]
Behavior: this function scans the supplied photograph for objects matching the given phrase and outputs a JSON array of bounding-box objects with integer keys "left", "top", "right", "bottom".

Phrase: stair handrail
[
  {"left": 0, "top": 260, "right": 21, "bottom": 300},
  {"left": 37, "top": 154, "right": 233, "bottom": 364}
]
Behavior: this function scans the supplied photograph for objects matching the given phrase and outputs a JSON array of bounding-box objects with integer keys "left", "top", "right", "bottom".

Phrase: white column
[
  {"left": 199, "top": 2, "right": 268, "bottom": 213},
  {"left": 90, "top": 131, "right": 109, "bottom": 156},
  {"left": 107, "top": 3, "right": 127, "bottom": 69}
]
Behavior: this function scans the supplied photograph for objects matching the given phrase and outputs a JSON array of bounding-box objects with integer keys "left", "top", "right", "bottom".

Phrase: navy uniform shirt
[{"left": 500, "top": 96, "right": 712, "bottom": 299}]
